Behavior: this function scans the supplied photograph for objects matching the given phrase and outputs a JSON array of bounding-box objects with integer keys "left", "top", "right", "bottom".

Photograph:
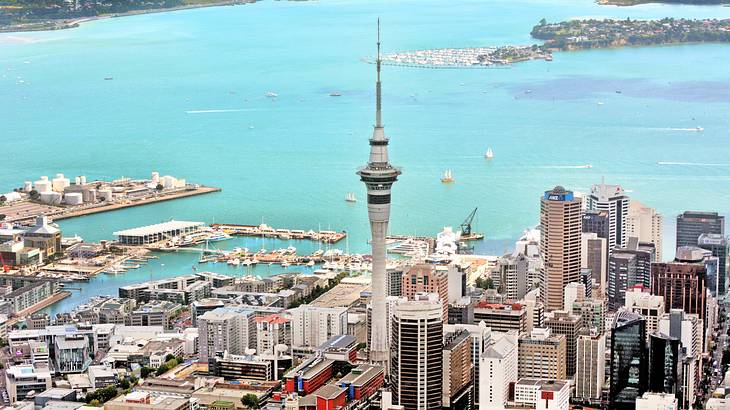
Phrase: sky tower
[{"left": 357, "top": 20, "right": 401, "bottom": 367}]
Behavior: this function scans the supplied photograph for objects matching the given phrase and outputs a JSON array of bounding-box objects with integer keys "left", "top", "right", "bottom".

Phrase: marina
[
  {"left": 378, "top": 45, "right": 552, "bottom": 69},
  {"left": 210, "top": 223, "right": 347, "bottom": 244}
]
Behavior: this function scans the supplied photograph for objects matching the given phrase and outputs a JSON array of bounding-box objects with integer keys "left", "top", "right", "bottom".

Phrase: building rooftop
[
  {"left": 285, "top": 356, "right": 334, "bottom": 380},
  {"left": 516, "top": 378, "right": 568, "bottom": 392},
  {"left": 310, "top": 282, "right": 369, "bottom": 308},
  {"left": 113, "top": 220, "right": 203, "bottom": 237},
  {"left": 318, "top": 334, "right": 356, "bottom": 352},
  {"left": 254, "top": 314, "right": 290, "bottom": 325},
  {"left": 313, "top": 384, "right": 347, "bottom": 400},
  {"left": 35, "top": 388, "right": 76, "bottom": 400},
  {"left": 337, "top": 365, "right": 384, "bottom": 387}
]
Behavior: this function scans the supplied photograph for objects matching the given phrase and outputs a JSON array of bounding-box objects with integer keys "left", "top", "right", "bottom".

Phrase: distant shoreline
[
  {"left": 598, "top": 0, "right": 730, "bottom": 6},
  {"left": 0, "top": 0, "right": 255, "bottom": 34}
]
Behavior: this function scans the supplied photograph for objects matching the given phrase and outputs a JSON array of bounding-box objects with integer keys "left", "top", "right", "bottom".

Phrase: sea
[{"left": 1, "top": 0, "right": 730, "bottom": 315}]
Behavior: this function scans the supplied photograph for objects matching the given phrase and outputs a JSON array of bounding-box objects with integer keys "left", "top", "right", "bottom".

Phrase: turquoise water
[{"left": 2, "top": 0, "right": 730, "bottom": 314}]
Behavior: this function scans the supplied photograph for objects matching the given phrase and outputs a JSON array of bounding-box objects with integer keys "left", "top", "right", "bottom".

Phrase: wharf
[
  {"left": 5, "top": 291, "right": 71, "bottom": 326},
  {"left": 211, "top": 223, "right": 346, "bottom": 244},
  {"left": 5, "top": 186, "right": 221, "bottom": 224}
]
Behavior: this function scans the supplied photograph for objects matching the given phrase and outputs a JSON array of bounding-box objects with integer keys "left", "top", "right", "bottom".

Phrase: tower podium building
[{"left": 358, "top": 23, "right": 401, "bottom": 367}]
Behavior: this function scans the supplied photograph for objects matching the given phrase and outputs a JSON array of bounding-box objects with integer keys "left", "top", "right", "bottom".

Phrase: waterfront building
[
  {"left": 401, "top": 263, "right": 449, "bottom": 320},
  {"left": 444, "top": 322, "right": 491, "bottom": 408},
  {"left": 442, "top": 329, "right": 473, "bottom": 410},
  {"left": 676, "top": 211, "right": 724, "bottom": 249},
  {"left": 609, "top": 310, "right": 648, "bottom": 410},
  {"left": 22, "top": 216, "right": 61, "bottom": 258},
  {"left": 113, "top": 220, "right": 204, "bottom": 246},
  {"left": 517, "top": 328, "right": 567, "bottom": 380},
  {"left": 574, "top": 329, "right": 605, "bottom": 402},
  {"left": 698, "top": 233, "right": 728, "bottom": 295},
  {"left": 473, "top": 302, "right": 526, "bottom": 333},
  {"left": 390, "top": 294, "right": 443, "bottom": 410},
  {"left": 513, "top": 378, "right": 570, "bottom": 410},
  {"left": 478, "top": 331, "right": 517, "bottom": 410},
  {"left": 290, "top": 305, "right": 348, "bottom": 349},
  {"left": 129, "top": 300, "right": 181, "bottom": 330},
  {"left": 544, "top": 310, "right": 582, "bottom": 377},
  {"left": 581, "top": 232, "right": 607, "bottom": 294},
  {"left": 357, "top": 24, "right": 401, "bottom": 367},
  {"left": 587, "top": 182, "right": 629, "bottom": 251},
  {"left": 197, "top": 307, "right": 256, "bottom": 360},
  {"left": 540, "top": 186, "right": 582, "bottom": 312},
  {"left": 625, "top": 286, "right": 665, "bottom": 343},
  {"left": 626, "top": 200, "right": 664, "bottom": 261}
]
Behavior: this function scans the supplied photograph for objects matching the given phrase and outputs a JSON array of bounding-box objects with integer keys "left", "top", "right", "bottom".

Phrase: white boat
[
  {"left": 306, "top": 260, "right": 315, "bottom": 267},
  {"left": 281, "top": 261, "right": 290, "bottom": 268},
  {"left": 696, "top": 126, "right": 704, "bottom": 132},
  {"left": 329, "top": 92, "right": 342, "bottom": 97},
  {"left": 265, "top": 91, "right": 278, "bottom": 98},
  {"left": 345, "top": 192, "right": 357, "bottom": 203},
  {"left": 227, "top": 258, "right": 240, "bottom": 266},
  {"left": 242, "top": 259, "right": 254, "bottom": 266},
  {"left": 485, "top": 147, "right": 494, "bottom": 160},
  {"left": 441, "top": 169, "right": 454, "bottom": 183}
]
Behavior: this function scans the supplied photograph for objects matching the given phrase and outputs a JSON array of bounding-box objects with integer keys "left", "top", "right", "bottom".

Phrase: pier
[{"left": 211, "top": 223, "right": 346, "bottom": 244}]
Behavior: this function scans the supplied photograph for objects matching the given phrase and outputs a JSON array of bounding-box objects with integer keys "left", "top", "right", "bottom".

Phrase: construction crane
[{"left": 459, "top": 207, "right": 484, "bottom": 241}]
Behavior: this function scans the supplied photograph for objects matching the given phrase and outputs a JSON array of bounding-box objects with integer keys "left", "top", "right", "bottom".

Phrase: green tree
[
  {"left": 89, "top": 399, "right": 100, "bottom": 407},
  {"left": 141, "top": 366, "right": 155, "bottom": 378},
  {"left": 165, "top": 353, "right": 176, "bottom": 362},
  {"left": 0, "top": 214, "right": 5, "bottom": 221},
  {"left": 29, "top": 190, "right": 40, "bottom": 200},
  {"left": 539, "top": 18, "right": 547, "bottom": 26},
  {"left": 241, "top": 394, "right": 259, "bottom": 409},
  {"left": 156, "top": 183, "right": 164, "bottom": 191},
  {"left": 119, "top": 378, "right": 130, "bottom": 389},
  {"left": 0, "top": 195, "right": 6, "bottom": 205}
]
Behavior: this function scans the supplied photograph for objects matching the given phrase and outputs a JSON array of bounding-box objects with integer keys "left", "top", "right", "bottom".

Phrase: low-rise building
[
  {"left": 513, "top": 378, "right": 570, "bottom": 410},
  {"left": 5, "top": 364, "right": 53, "bottom": 403}
]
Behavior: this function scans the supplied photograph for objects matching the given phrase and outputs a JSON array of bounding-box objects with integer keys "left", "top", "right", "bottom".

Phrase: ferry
[
  {"left": 329, "top": 92, "right": 342, "bottom": 97},
  {"left": 345, "top": 192, "right": 357, "bottom": 203},
  {"left": 441, "top": 169, "right": 455, "bottom": 183},
  {"left": 695, "top": 126, "right": 704, "bottom": 132},
  {"left": 485, "top": 147, "right": 494, "bottom": 160}
]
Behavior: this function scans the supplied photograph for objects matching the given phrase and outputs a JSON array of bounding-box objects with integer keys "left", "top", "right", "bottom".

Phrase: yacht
[
  {"left": 227, "top": 258, "right": 241, "bottom": 266},
  {"left": 441, "top": 169, "right": 454, "bottom": 183},
  {"left": 329, "top": 92, "right": 342, "bottom": 97},
  {"left": 281, "top": 261, "right": 291, "bottom": 268},
  {"left": 696, "top": 126, "right": 704, "bottom": 132},
  {"left": 485, "top": 147, "right": 494, "bottom": 160},
  {"left": 265, "top": 91, "right": 278, "bottom": 98},
  {"left": 345, "top": 192, "right": 357, "bottom": 203},
  {"left": 388, "top": 238, "right": 429, "bottom": 256}
]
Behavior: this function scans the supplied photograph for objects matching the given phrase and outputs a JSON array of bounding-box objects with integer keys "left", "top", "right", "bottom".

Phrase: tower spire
[{"left": 375, "top": 18, "right": 382, "bottom": 128}]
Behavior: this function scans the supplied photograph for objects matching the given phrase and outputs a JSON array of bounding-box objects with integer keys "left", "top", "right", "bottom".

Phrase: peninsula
[
  {"left": 0, "top": 0, "right": 254, "bottom": 33},
  {"left": 531, "top": 18, "right": 730, "bottom": 51},
  {"left": 599, "top": 0, "right": 729, "bottom": 5}
]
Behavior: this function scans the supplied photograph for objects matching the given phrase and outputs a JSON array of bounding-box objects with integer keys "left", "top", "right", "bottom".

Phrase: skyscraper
[
  {"left": 575, "top": 329, "right": 606, "bottom": 403},
  {"left": 540, "top": 186, "right": 582, "bottom": 311},
  {"left": 648, "top": 332, "right": 683, "bottom": 402},
  {"left": 609, "top": 311, "right": 648, "bottom": 410},
  {"left": 676, "top": 211, "right": 724, "bottom": 249},
  {"left": 607, "top": 251, "right": 638, "bottom": 311},
  {"left": 402, "top": 264, "right": 449, "bottom": 320},
  {"left": 698, "top": 233, "right": 728, "bottom": 295},
  {"left": 358, "top": 22, "right": 401, "bottom": 367},
  {"left": 626, "top": 200, "right": 664, "bottom": 261},
  {"left": 545, "top": 310, "right": 583, "bottom": 377},
  {"left": 390, "top": 294, "right": 443, "bottom": 410},
  {"left": 650, "top": 258, "right": 706, "bottom": 321},
  {"left": 587, "top": 182, "right": 630, "bottom": 251}
]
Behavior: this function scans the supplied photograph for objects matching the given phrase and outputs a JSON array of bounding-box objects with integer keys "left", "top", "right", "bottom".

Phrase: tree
[
  {"left": 0, "top": 214, "right": 5, "bottom": 221},
  {"left": 119, "top": 378, "right": 130, "bottom": 389},
  {"left": 539, "top": 18, "right": 547, "bottom": 26},
  {"left": 155, "top": 183, "right": 164, "bottom": 192},
  {"left": 89, "top": 399, "right": 100, "bottom": 407},
  {"left": 241, "top": 394, "right": 259, "bottom": 409},
  {"left": 0, "top": 195, "right": 6, "bottom": 205},
  {"left": 141, "top": 366, "right": 155, "bottom": 378},
  {"left": 29, "top": 190, "right": 40, "bottom": 200},
  {"left": 165, "top": 353, "right": 176, "bottom": 362}
]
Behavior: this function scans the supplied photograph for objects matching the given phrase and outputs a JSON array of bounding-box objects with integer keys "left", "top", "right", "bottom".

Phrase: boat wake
[
  {"left": 186, "top": 109, "right": 252, "bottom": 114},
  {"left": 541, "top": 164, "right": 593, "bottom": 169},
  {"left": 657, "top": 161, "right": 730, "bottom": 167},
  {"left": 649, "top": 127, "right": 704, "bottom": 132}
]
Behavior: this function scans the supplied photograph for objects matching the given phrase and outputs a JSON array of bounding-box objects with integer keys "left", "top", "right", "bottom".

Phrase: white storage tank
[
  {"left": 151, "top": 172, "right": 160, "bottom": 184},
  {"left": 34, "top": 176, "right": 52, "bottom": 193},
  {"left": 39, "top": 191, "right": 62, "bottom": 205},
  {"left": 98, "top": 189, "right": 113, "bottom": 202},
  {"left": 79, "top": 176, "right": 87, "bottom": 185},
  {"left": 52, "top": 173, "right": 70, "bottom": 192},
  {"left": 85, "top": 189, "right": 97, "bottom": 203},
  {"left": 162, "top": 176, "right": 176, "bottom": 189},
  {"left": 23, "top": 181, "right": 33, "bottom": 192},
  {"left": 74, "top": 176, "right": 81, "bottom": 185},
  {"left": 64, "top": 193, "right": 83, "bottom": 205},
  {"left": 176, "top": 178, "right": 186, "bottom": 188}
]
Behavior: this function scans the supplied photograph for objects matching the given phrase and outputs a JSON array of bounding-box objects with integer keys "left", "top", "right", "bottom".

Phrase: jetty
[{"left": 211, "top": 223, "right": 347, "bottom": 244}]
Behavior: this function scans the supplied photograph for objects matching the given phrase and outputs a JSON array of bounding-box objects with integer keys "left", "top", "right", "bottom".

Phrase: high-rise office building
[
  {"left": 581, "top": 233, "right": 607, "bottom": 294},
  {"left": 676, "top": 211, "right": 724, "bottom": 249},
  {"left": 479, "top": 332, "right": 518, "bottom": 410},
  {"left": 517, "top": 328, "right": 567, "bottom": 380},
  {"left": 442, "top": 330, "right": 473, "bottom": 410},
  {"left": 607, "top": 251, "right": 638, "bottom": 311},
  {"left": 648, "top": 332, "right": 683, "bottom": 402},
  {"left": 545, "top": 310, "right": 583, "bottom": 377},
  {"left": 572, "top": 298, "right": 606, "bottom": 333},
  {"left": 290, "top": 305, "right": 348, "bottom": 349},
  {"left": 582, "top": 209, "right": 610, "bottom": 240},
  {"left": 402, "top": 264, "right": 449, "bottom": 320},
  {"left": 626, "top": 200, "right": 664, "bottom": 261},
  {"left": 650, "top": 259, "right": 706, "bottom": 323},
  {"left": 497, "top": 253, "right": 529, "bottom": 301},
  {"left": 609, "top": 311, "right": 648, "bottom": 410},
  {"left": 563, "top": 282, "right": 585, "bottom": 312},
  {"left": 358, "top": 23, "right": 401, "bottom": 367},
  {"left": 698, "top": 233, "right": 728, "bottom": 295},
  {"left": 587, "top": 183, "right": 630, "bottom": 251},
  {"left": 197, "top": 307, "right": 255, "bottom": 360},
  {"left": 658, "top": 310, "right": 701, "bottom": 408},
  {"left": 574, "top": 329, "right": 606, "bottom": 403},
  {"left": 444, "top": 323, "right": 491, "bottom": 408},
  {"left": 391, "top": 294, "right": 443, "bottom": 410},
  {"left": 624, "top": 286, "right": 665, "bottom": 343},
  {"left": 540, "top": 186, "right": 582, "bottom": 311}
]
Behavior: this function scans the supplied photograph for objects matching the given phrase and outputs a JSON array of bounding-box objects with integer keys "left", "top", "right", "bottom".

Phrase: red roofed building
[
  {"left": 402, "top": 264, "right": 449, "bottom": 320},
  {"left": 255, "top": 314, "right": 291, "bottom": 356}
]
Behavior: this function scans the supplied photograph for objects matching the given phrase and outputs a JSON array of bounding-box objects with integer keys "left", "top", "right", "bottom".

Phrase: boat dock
[{"left": 211, "top": 223, "right": 346, "bottom": 244}]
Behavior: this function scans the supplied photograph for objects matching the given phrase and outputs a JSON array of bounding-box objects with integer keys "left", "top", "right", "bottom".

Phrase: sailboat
[
  {"left": 345, "top": 192, "right": 357, "bottom": 203},
  {"left": 485, "top": 147, "right": 494, "bottom": 160},
  {"left": 441, "top": 170, "right": 454, "bottom": 183}
]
